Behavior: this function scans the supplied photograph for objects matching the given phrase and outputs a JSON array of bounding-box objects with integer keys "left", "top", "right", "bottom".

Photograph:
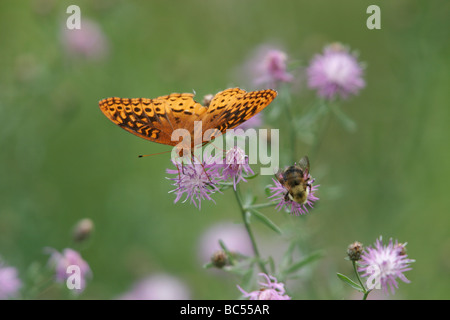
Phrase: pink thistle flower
[
  {"left": 238, "top": 273, "right": 291, "bottom": 300},
  {"left": 255, "top": 49, "right": 294, "bottom": 87},
  {"left": 198, "top": 222, "right": 253, "bottom": 264},
  {"left": 244, "top": 46, "right": 294, "bottom": 89},
  {"left": 166, "top": 157, "right": 222, "bottom": 209},
  {"left": 358, "top": 236, "right": 415, "bottom": 295},
  {"left": 0, "top": 263, "right": 22, "bottom": 299},
  {"left": 307, "top": 43, "right": 365, "bottom": 100},
  {"left": 221, "top": 147, "right": 254, "bottom": 190},
  {"left": 236, "top": 113, "right": 263, "bottom": 131},
  {"left": 47, "top": 248, "right": 92, "bottom": 293},
  {"left": 269, "top": 166, "right": 319, "bottom": 216},
  {"left": 61, "top": 19, "right": 108, "bottom": 60}
]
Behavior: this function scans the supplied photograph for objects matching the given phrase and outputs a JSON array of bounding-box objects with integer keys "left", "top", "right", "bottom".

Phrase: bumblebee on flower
[{"left": 269, "top": 156, "right": 319, "bottom": 216}]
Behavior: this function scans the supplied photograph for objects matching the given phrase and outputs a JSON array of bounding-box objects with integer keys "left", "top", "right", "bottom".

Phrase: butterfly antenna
[{"left": 138, "top": 150, "right": 173, "bottom": 158}]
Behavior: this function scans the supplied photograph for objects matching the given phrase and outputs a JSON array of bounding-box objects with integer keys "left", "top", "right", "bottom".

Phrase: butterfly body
[
  {"left": 99, "top": 88, "right": 277, "bottom": 154},
  {"left": 276, "top": 156, "right": 311, "bottom": 205}
]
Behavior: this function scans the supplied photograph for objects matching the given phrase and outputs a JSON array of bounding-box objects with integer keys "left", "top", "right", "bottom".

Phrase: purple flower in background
[
  {"left": 236, "top": 113, "right": 263, "bottom": 131},
  {"left": 221, "top": 147, "right": 254, "bottom": 190},
  {"left": 166, "top": 157, "right": 222, "bottom": 209},
  {"left": 61, "top": 19, "right": 108, "bottom": 60},
  {"left": 358, "top": 237, "right": 415, "bottom": 295},
  {"left": 307, "top": 43, "right": 365, "bottom": 100},
  {"left": 118, "top": 274, "right": 190, "bottom": 300},
  {"left": 198, "top": 222, "right": 253, "bottom": 264},
  {"left": 47, "top": 248, "right": 92, "bottom": 293},
  {"left": 0, "top": 263, "right": 22, "bottom": 299},
  {"left": 238, "top": 273, "right": 291, "bottom": 300},
  {"left": 269, "top": 171, "right": 319, "bottom": 216},
  {"left": 245, "top": 46, "right": 294, "bottom": 89}
]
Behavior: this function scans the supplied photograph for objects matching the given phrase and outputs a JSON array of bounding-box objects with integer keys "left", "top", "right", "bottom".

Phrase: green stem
[
  {"left": 352, "top": 260, "right": 370, "bottom": 300},
  {"left": 233, "top": 185, "right": 268, "bottom": 274},
  {"left": 362, "top": 290, "right": 370, "bottom": 300}
]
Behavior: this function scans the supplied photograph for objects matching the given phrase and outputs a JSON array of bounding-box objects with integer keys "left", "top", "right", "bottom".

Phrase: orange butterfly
[{"left": 99, "top": 88, "right": 277, "bottom": 154}]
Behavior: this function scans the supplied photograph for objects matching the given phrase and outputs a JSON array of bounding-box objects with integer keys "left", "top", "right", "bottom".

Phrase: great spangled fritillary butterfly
[{"left": 99, "top": 87, "right": 277, "bottom": 152}]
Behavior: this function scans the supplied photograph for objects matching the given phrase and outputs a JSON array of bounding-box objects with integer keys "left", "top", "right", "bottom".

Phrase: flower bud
[
  {"left": 72, "top": 218, "right": 94, "bottom": 243},
  {"left": 347, "top": 241, "right": 363, "bottom": 261},
  {"left": 210, "top": 250, "right": 228, "bottom": 269}
]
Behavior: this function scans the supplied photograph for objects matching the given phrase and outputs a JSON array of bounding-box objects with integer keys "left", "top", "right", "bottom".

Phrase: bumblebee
[{"left": 275, "top": 156, "right": 312, "bottom": 204}]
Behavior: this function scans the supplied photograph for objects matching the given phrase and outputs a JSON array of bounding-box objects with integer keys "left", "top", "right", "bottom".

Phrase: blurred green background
[{"left": 0, "top": 0, "right": 449, "bottom": 299}]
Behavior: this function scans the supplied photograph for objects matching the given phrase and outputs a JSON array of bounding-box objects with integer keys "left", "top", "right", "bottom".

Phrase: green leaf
[
  {"left": 283, "top": 250, "right": 323, "bottom": 275},
  {"left": 218, "top": 239, "right": 237, "bottom": 265},
  {"left": 243, "top": 191, "right": 257, "bottom": 207},
  {"left": 268, "top": 256, "right": 276, "bottom": 275},
  {"left": 280, "top": 242, "right": 296, "bottom": 269},
  {"left": 336, "top": 273, "right": 364, "bottom": 292},
  {"left": 245, "top": 173, "right": 259, "bottom": 180},
  {"left": 249, "top": 209, "right": 282, "bottom": 235}
]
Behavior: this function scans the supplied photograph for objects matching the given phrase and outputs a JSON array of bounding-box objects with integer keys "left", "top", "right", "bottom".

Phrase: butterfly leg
[{"left": 191, "top": 152, "right": 215, "bottom": 186}]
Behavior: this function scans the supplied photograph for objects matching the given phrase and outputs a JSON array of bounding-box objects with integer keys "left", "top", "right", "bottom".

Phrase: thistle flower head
[
  {"left": 307, "top": 43, "right": 365, "bottom": 100},
  {"left": 61, "top": 19, "right": 108, "bottom": 60},
  {"left": 237, "top": 273, "right": 291, "bottom": 300},
  {"left": 247, "top": 46, "right": 294, "bottom": 88},
  {"left": 0, "top": 262, "right": 22, "bottom": 299},
  {"left": 166, "top": 157, "right": 222, "bottom": 209},
  {"left": 269, "top": 165, "right": 319, "bottom": 215},
  {"left": 47, "top": 248, "right": 92, "bottom": 293},
  {"left": 236, "top": 113, "right": 263, "bottom": 130},
  {"left": 221, "top": 147, "right": 254, "bottom": 190},
  {"left": 198, "top": 222, "right": 253, "bottom": 265},
  {"left": 358, "top": 236, "right": 415, "bottom": 295}
]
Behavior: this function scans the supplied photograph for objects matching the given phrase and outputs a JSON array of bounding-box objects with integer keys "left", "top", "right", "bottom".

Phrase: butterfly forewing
[{"left": 205, "top": 88, "right": 277, "bottom": 133}]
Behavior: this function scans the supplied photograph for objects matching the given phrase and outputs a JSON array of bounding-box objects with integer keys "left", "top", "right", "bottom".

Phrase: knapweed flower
[
  {"left": 238, "top": 273, "right": 291, "bottom": 300},
  {"left": 47, "top": 248, "right": 92, "bottom": 293},
  {"left": 245, "top": 46, "right": 294, "bottom": 89},
  {"left": 117, "top": 274, "right": 191, "bottom": 300},
  {"left": 221, "top": 147, "right": 254, "bottom": 190},
  {"left": 0, "top": 262, "right": 22, "bottom": 299},
  {"left": 61, "top": 19, "right": 108, "bottom": 60},
  {"left": 166, "top": 157, "right": 222, "bottom": 209},
  {"left": 236, "top": 113, "right": 262, "bottom": 131},
  {"left": 307, "top": 43, "right": 365, "bottom": 100},
  {"left": 269, "top": 164, "right": 319, "bottom": 216},
  {"left": 198, "top": 222, "right": 253, "bottom": 265},
  {"left": 358, "top": 237, "right": 415, "bottom": 295}
]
